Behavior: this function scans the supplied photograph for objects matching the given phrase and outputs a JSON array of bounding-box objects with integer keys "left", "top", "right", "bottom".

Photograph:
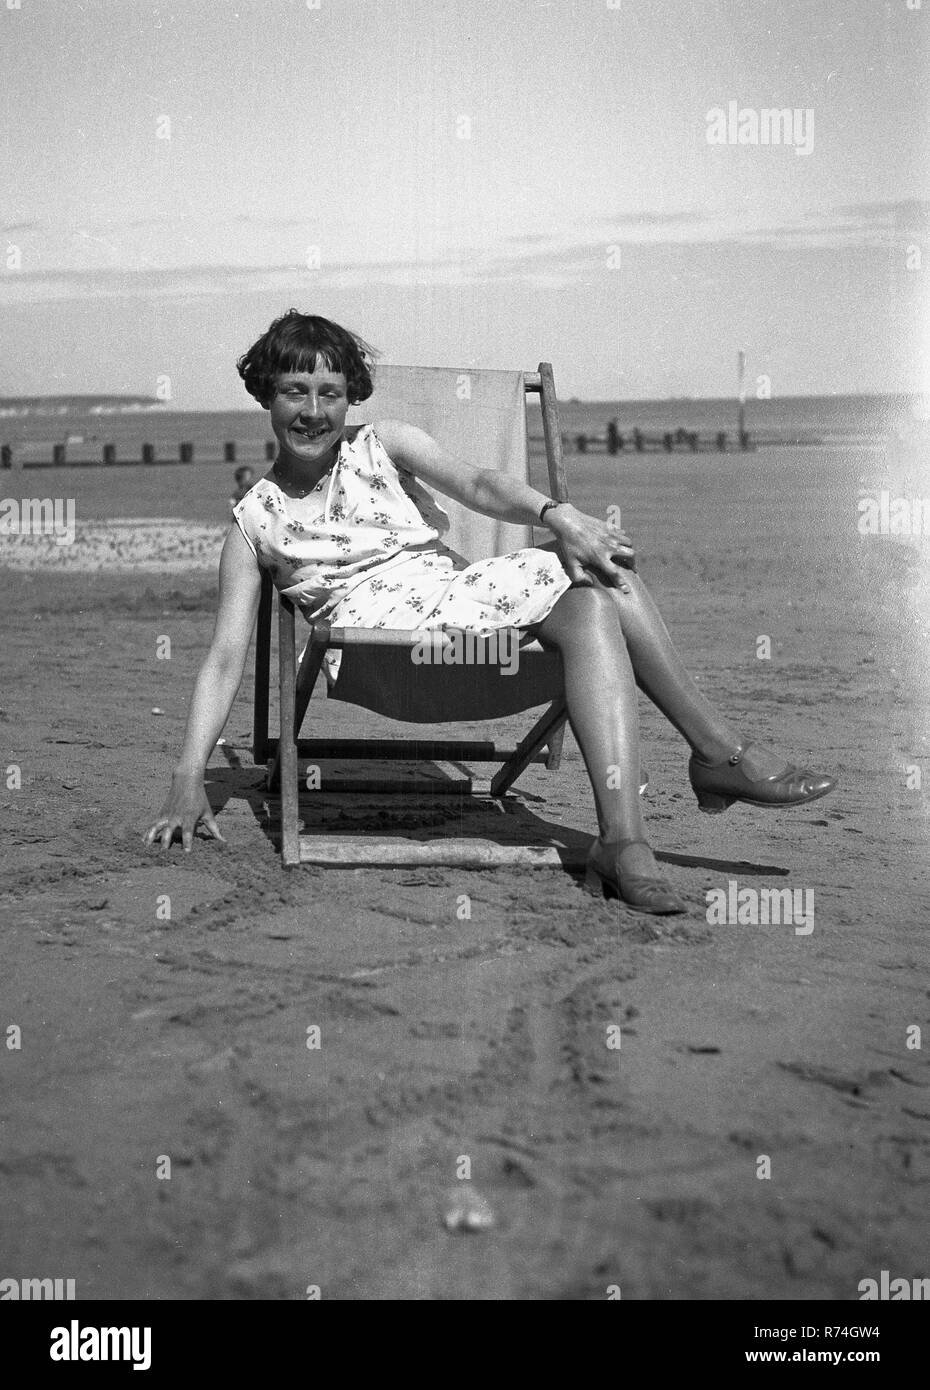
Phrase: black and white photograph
[{"left": 1, "top": 0, "right": 928, "bottom": 1333}]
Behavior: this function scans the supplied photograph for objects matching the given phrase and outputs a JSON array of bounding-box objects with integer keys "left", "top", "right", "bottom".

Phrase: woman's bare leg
[
  {"left": 602, "top": 572, "right": 787, "bottom": 779},
  {"left": 536, "top": 584, "right": 659, "bottom": 876}
]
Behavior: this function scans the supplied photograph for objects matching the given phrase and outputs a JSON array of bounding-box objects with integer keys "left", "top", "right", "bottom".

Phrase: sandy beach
[{"left": 1, "top": 439, "right": 928, "bottom": 1300}]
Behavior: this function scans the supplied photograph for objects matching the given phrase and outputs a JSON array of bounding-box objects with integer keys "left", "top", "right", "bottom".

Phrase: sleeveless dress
[{"left": 232, "top": 423, "right": 573, "bottom": 684}]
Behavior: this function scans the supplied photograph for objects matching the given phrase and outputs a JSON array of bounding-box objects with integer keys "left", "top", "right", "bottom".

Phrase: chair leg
[
  {"left": 490, "top": 698, "right": 568, "bottom": 798},
  {"left": 278, "top": 596, "right": 300, "bottom": 865},
  {"left": 268, "top": 618, "right": 331, "bottom": 792},
  {"left": 545, "top": 721, "right": 566, "bottom": 771},
  {"left": 293, "top": 618, "right": 331, "bottom": 738},
  {"left": 252, "top": 571, "right": 273, "bottom": 763}
]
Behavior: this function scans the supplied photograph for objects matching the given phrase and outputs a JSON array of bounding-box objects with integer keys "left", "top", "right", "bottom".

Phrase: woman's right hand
[
  {"left": 545, "top": 503, "right": 636, "bottom": 588},
  {"left": 145, "top": 770, "right": 226, "bottom": 853}
]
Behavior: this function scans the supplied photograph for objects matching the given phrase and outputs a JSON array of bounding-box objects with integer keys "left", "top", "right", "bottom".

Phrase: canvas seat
[{"left": 251, "top": 363, "right": 575, "bottom": 867}]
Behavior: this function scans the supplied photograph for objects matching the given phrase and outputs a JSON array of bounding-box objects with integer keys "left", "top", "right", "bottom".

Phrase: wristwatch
[{"left": 538, "top": 498, "right": 563, "bottom": 525}]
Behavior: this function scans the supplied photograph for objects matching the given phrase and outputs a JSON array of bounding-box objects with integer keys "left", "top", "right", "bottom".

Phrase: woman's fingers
[
  {"left": 200, "top": 812, "right": 226, "bottom": 843},
  {"left": 145, "top": 804, "right": 224, "bottom": 852},
  {"left": 564, "top": 560, "right": 594, "bottom": 585},
  {"left": 590, "top": 549, "right": 635, "bottom": 592},
  {"left": 143, "top": 814, "right": 172, "bottom": 846},
  {"left": 554, "top": 540, "right": 594, "bottom": 586}
]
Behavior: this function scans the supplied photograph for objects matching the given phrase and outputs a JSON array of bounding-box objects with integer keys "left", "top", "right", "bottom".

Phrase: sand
[{"left": 1, "top": 443, "right": 928, "bottom": 1300}]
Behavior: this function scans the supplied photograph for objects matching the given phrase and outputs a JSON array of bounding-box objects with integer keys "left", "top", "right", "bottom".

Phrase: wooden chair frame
[{"left": 251, "top": 362, "right": 572, "bottom": 866}]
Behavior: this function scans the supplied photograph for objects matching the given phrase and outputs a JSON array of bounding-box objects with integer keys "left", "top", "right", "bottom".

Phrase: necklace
[
  {"left": 271, "top": 436, "right": 343, "bottom": 497},
  {"left": 271, "top": 468, "right": 322, "bottom": 498}
]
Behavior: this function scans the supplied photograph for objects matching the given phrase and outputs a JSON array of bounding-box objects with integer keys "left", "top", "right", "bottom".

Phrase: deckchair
[{"left": 252, "top": 363, "right": 575, "bottom": 867}]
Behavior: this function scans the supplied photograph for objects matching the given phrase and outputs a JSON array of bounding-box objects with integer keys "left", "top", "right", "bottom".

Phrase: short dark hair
[{"left": 236, "top": 310, "right": 378, "bottom": 408}]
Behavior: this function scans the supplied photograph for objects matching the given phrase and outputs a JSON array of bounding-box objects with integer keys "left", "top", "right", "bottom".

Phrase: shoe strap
[
  {"left": 693, "top": 742, "right": 746, "bottom": 769},
  {"left": 597, "top": 837, "right": 651, "bottom": 856}
]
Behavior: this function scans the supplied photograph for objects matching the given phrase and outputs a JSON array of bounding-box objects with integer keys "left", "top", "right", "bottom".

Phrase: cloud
[
  {"left": 584, "top": 211, "right": 706, "bottom": 228},
  {"left": 833, "top": 199, "right": 930, "bottom": 235},
  {"left": 1, "top": 199, "right": 922, "bottom": 305},
  {"left": 720, "top": 200, "right": 930, "bottom": 247},
  {"left": 0, "top": 258, "right": 476, "bottom": 305}
]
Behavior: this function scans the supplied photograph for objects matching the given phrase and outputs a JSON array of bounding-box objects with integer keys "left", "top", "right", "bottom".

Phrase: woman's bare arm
[
  {"left": 374, "top": 418, "right": 552, "bottom": 524},
  {"left": 145, "top": 524, "right": 262, "bottom": 850},
  {"left": 373, "top": 417, "right": 635, "bottom": 586}
]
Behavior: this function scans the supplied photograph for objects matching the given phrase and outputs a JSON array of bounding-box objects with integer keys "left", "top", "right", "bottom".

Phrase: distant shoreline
[
  {"left": 0, "top": 390, "right": 918, "bottom": 418},
  {"left": 0, "top": 391, "right": 919, "bottom": 466}
]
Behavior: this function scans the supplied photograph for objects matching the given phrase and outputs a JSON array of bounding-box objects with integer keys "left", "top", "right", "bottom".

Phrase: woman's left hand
[{"left": 545, "top": 503, "right": 636, "bottom": 589}]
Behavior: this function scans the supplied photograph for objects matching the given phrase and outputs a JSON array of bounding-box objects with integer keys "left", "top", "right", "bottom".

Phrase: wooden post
[
  {"left": 53, "top": 443, "right": 66, "bottom": 465},
  {"left": 1, "top": 444, "right": 11, "bottom": 469},
  {"left": 537, "top": 363, "right": 568, "bottom": 503},
  {"left": 103, "top": 444, "right": 116, "bottom": 465},
  {"left": 224, "top": 442, "right": 236, "bottom": 463},
  {"left": 535, "top": 362, "right": 568, "bottom": 774},
  {"left": 737, "top": 348, "right": 747, "bottom": 449},
  {"left": 179, "top": 442, "right": 193, "bottom": 463},
  {"left": 141, "top": 443, "right": 155, "bottom": 465},
  {"left": 252, "top": 571, "right": 273, "bottom": 763},
  {"left": 265, "top": 440, "right": 276, "bottom": 461},
  {"left": 278, "top": 593, "right": 300, "bottom": 865}
]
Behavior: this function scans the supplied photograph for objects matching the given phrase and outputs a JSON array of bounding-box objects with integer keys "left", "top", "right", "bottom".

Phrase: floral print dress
[{"left": 232, "top": 423, "right": 573, "bottom": 683}]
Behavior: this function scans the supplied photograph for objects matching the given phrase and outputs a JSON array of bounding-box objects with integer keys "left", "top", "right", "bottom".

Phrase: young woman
[{"left": 145, "top": 311, "right": 836, "bottom": 913}]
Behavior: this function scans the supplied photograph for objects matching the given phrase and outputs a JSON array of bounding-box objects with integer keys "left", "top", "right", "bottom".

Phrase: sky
[{"left": 1, "top": 0, "right": 928, "bottom": 409}]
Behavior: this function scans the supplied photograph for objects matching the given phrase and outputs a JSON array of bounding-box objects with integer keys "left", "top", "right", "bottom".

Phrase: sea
[
  {"left": 0, "top": 392, "right": 922, "bottom": 465},
  {"left": 1, "top": 391, "right": 925, "bottom": 529}
]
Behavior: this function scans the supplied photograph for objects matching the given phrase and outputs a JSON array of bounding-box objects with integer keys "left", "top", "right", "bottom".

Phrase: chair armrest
[{"left": 327, "top": 625, "right": 545, "bottom": 651}]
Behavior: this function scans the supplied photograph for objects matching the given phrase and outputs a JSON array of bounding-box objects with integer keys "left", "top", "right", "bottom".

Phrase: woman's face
[{"left": 269, "top": 362, "right": 350, "bottom": 466}]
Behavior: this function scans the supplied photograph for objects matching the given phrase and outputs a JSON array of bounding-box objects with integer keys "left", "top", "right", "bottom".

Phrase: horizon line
[{"left": 0, "top": 387, "right": 918, "bottom": 413}]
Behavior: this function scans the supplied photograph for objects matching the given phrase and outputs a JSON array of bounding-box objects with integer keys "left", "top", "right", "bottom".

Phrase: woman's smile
[
  {"left": 290, "top": 423, "right": 332, "bottom": 444},
  {"left": 270, "top": 366, "right": 350, "bottom": 468}
]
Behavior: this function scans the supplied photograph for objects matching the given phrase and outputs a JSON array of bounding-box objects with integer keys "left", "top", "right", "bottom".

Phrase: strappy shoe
[
  {"left": 584, "top": 837, "right": 687, "bottom": 915},
  {"left": 689, "top": 741, "right": 837, "bottom": 814}
]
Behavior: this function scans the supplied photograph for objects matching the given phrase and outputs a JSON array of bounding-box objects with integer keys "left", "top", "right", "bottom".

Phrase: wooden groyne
[
  {"left": 567, "top": 425, "right": 754, "bottom": 454},
  {"left": 0, "top": 440, "right": 279, "bottom": 469},
  {"left": 0, "top": 428, "right": 761, "bottom": 469}
]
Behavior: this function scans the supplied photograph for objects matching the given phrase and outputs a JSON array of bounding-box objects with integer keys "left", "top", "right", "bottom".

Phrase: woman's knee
[
  {"left": 541, "top": 582, "right": 622, "bottom": 644},
  {"left": 603, "top": 570, "right": 646, "bottom": 621},
  {"left": 564, "top": 582, "right": 618, "bottom": 618}
]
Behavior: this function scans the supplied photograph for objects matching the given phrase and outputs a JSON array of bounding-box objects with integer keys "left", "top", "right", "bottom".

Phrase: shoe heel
[
  {"left": 583, "top": 863, "right": 603, "bottom": 897},
  {"left": 583, "top": 863, "right": 617, "bottom": 900},
  {"left": 695, "top": 789, "right": 735, "bottom": 814}
]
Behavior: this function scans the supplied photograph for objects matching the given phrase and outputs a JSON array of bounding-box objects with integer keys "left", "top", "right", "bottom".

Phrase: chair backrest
[
  {"left": 348, "top": 365, "right": 534, "bottom": 563},
  {"left": 252, "top": 362, "right": 567, "bottom": 760}
]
